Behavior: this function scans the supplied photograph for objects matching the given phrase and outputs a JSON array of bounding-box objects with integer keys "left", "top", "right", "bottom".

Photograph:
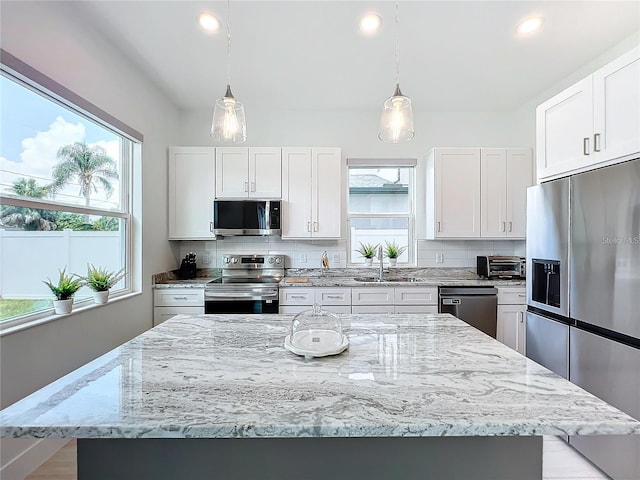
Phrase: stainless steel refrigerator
[{"left": 526, "top": 158, "right": 640, "bottom": 480}]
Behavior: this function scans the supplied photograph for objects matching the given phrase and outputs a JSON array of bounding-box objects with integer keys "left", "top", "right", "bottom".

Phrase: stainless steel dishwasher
[{"left": 439, "top": 287, "right": 498, "bottom": 338}]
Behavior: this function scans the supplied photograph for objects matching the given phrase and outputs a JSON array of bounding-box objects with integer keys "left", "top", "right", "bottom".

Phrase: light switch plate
[
  {"left": 299, "top": 254, "right": 307, "bottom": 263},
  {"left": 436, "top": 253, "right": 444, "bottom": 264}
]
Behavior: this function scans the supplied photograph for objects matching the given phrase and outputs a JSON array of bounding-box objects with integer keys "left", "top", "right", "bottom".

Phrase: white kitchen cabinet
[
  {"left": 427, "top": 148, "right": 481, "bottom": 238},
  {"left": 279, "top": 287, "right": 351, "bottom": 314},
  {"left": 351, "top": 287, "right": 395, "bottom": 306},
  {"left": 536, "top": 46, "right": 639, "bottom": 182},
  {"left": 497, "top": 286, "right": 526, "bottom": 355},
  {"left": 153, "top": 288, "right": 205, "bottom": 326},
  {"left": 215, "top": 147, "right": 281, "bottom": 198},
  {"left": 281, "top": 147, "right": 342, "bottom": 239},
  {"left": 480, "top": 148, "right": 533, "bottom": 238},
  {"left": 168, "top": 147, "right": 215, "bottom": 240}
]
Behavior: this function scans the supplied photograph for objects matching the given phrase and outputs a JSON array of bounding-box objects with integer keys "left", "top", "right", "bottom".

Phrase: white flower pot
[
  {"left": 389, "top": 258, "right": 398, "bottom": 267},
  {"left": 53, "top": 299, "right": 73, "bottom": 315},
  {"left": 93, "top": 291, "right": 110, "bottom": 304},
  {"left": 364, "top": 258, "right": 374, "bottom": 266}
]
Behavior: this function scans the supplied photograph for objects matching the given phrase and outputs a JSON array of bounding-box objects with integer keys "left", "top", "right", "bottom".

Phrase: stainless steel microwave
[{"left": 213, "top": 200, "right": 281, "bottom": 236}]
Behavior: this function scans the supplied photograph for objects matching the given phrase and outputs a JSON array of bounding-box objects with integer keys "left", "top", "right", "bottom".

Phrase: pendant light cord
[
  {"left": 226, "top": 0, "right": 232, "bottom": 86},
  {"left": 395, "top": 2, "right": 400, "bottom": 87}
]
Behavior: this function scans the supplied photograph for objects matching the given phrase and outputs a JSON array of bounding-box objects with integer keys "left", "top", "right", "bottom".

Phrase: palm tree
[
  {"left": 50, "top": 142, "right": 118, "bottom": 206},
  {"left": 0, "top": 178, "right": 56, "bottom": 230}
]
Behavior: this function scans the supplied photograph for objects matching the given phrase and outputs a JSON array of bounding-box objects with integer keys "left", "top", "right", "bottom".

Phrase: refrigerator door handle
[{"left": 583, "top": 137, "right": 590, "bottom": 156}]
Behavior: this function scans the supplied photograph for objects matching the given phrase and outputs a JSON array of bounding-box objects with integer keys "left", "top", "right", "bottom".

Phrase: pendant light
[
  {"left": 211, "top": 0, "right": 246, "bottom": 143},
  {"left": 378, "top": 2, "right": 414, "bottom": 143}
]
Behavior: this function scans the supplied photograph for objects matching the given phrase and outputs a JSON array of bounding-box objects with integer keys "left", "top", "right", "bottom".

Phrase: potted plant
[
  {"left": 384, "top": 241, "right": 407, "bottom": 267},
  {"left": 43, "top": 268, "right": 83, "bottom": 314},
  {"left": 82, "top": 264, "right": 126, "bottom": 304},
  {"left": 355, "top": 242, "right": 378, "bottom": 266}
]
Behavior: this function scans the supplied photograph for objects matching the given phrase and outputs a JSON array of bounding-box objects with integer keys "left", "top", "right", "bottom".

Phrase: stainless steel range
[{"left": 204, "top": 254, "right": 284, "bottom": 314}]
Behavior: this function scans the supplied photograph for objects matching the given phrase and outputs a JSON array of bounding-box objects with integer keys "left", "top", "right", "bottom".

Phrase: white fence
[{"left": 0, "top": 229, "right": 123, "bottom": 299}]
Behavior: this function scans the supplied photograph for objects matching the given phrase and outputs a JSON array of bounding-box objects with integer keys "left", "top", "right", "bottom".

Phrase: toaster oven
[{"left": 477, "top": 256, "right": 526, "bottom": 279}]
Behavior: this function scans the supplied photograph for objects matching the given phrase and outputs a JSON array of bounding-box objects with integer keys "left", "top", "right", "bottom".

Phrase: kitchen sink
[{"left": 353, "top": 277, "right": 426, "bottom": 283}]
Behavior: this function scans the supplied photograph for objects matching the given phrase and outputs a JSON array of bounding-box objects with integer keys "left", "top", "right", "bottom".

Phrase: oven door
[{"left": 205, "top": 286, "right": 279, "bottom": 314}]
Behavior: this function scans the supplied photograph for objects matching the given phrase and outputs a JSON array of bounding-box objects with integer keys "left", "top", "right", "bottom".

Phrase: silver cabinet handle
[
  {"left": 583, "top": 137, "right": 590, "bottom": 156},
  {"left": 519, "top": 311, "right": 524, "bottom": 323},
  {"left": 437, "top": 221, "right": 441, "bottom": 232},
  {"left": 244, "top": 181, "right": 249, "bottom": 192},
  {"left": 307, "top": 222, "right": 311, "bottom": 232},
  {"left": 250, "top": 181, "right": 256, "bottom": 192},
  {"left": 290, "top": 295, "right": 307, "bottom": 299},
  {"left": 518, "top": 293, "right": 526, "bottom": 297},
  {"left": 326, "top": 295, "right": 342, "bottom": 299},
  {"left": 508, "top": 221, "right": 513, "bottom": 232},
  {"left": 502, "top": 222, "right": 506, "bottom": 232},
  {"left": 594, "top": 133, "right": 601, "bottom": 152},
  {"left": 313, "top": 221, "right": 318, "bottom": 232},
  {"left": 209, "top": 222, "right": 213, "bottom": 233},
  {"left": 173, "top": 296, "right": 188, "bottom": 300}
]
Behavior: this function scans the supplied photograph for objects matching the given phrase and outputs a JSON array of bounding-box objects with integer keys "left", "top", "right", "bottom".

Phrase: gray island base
[{"left": 2, "top": 314, "right": 639, "bottom": 480}]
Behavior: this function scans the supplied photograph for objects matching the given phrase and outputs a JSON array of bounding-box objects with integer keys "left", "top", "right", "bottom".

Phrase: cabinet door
[
  {"left": 435, "top": 148, "right": 481, "bottom": 237},
  {"left": 215, "top": 148, "right": 249, "bottom": 198},
  {"left": 281, "top": 148, "right": 312, "bottom": 238},
  {"left": 593, "top": 46, "right": 640, "bottom": 165},
  {"left": 249, "top": 147, "right": 282, "bottom": 198},
  {"left": 497, "top": 304, "right": 526, "bottom": 355},
  {"left": 394, "top": 287, "right": 438, "bottom": 305},
  {"left": 279, "top": 288, "right": 314, "bottom": 305},
  {"left": 154, "top": 289, "right": 204, "bottom": 307},
  {"left": 480, "top": 148, "right": 507, "bottom": 238},
  {"left": 315, "top": 288, "right": 351, "bottom": 306},
  {"left": 168, "top": 147, "right": 215, "bottom": 239},
  {"left": 505, "top": 148, "right": 533, "bottom": 238},
  {"left": 351, "top": 288, "right": 394, "bottom": 305},
  {"left": 536, "top": 76, "right": 593, "bottom": 181},
  {"left": 153, "top": 306, "right": 204, "bottom": 327},
  {"left": 312, "top": 148, "right": 342, "bottom": 238}
]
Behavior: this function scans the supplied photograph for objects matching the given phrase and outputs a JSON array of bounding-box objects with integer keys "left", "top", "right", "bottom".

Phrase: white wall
[{"left": 0, "top": 1, "right": 180, "bottom": 476}]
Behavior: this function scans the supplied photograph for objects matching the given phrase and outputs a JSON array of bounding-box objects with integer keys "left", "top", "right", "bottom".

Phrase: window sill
[{"left": 0, "top": 291, "right": 142, "bottom": 337}]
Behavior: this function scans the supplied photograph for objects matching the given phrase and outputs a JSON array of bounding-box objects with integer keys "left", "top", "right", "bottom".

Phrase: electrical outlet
[
  {"left": 436, "top": 252, "right": 444, "bottom": 264},
  {"left": 299, "top": 254, "right": 307, "bottom": 263},
  {"left": 202, "top": 254, "right": 211, "bottom": 264},
  {"left": 333, "top": 254, "right": 340, "bottom": 264}
]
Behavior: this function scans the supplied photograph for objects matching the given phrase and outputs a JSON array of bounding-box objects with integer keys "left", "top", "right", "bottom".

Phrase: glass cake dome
[{"left": 284, "top": 304, "right": 349, "bottom": 358}]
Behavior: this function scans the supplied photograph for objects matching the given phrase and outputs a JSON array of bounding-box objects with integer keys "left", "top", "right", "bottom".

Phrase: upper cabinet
[
  {"left": 168, "top": 146, "right": 216, "bottom": 240},
  {"left": 282, "top": 147, "right": 342, "bottom": 239},
  {"left": 215, "top": 147, "right": 282, "bottom": 198},
  {"left": 481, "top": 148, "right": 533, "bottom": 238},
  {"left": 426, "top": 147, "right": 533, "bottom": 239},
  {"left": 536, "top": 46, "right": 640, "bottom": 182}
]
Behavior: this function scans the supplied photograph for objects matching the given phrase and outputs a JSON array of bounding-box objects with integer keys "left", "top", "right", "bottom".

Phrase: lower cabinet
[
  {"left": 497, "top": 287, "right": 526, "bottom": 354},
  {"left": 153, "top": 288, "right": 205, "bottom": 326},
  {"left": 279, "top": 287, "right": 351, "bottom": 314}
]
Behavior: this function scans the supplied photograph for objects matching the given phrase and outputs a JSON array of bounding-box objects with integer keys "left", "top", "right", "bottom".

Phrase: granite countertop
[
  {"left": 153, "top": 268, "right": 525, "bottom": 289},
  {"left": 2, "top": 313, "right": 638, "bottom": 440}
]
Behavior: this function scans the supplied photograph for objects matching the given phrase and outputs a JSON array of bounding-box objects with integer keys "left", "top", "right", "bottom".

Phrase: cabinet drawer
[
  {"left": 153, "top": 289, "right": 204, "bottom": 307},
  {"left": 394, "top": 287, "right": 438, "bottom": 305},
  {"left": 394, "top": 305, "right": 439, "bottom": 314},
  {"left": 315, "top": 288, "right": 351, "bottom": 306},
  {"left": 351, "top": 288, "right": 395, "bottom": 305},
  {"left": 153, "top": 306, "right": 204, "bottom": 326},
  {"left": 352, "top": 305, "right": 395, "bottom": 314},
  {"left": 497, "top": 287, "right": 526, "bottom": 305},
  {"left": 280, "top": 305, "right": 350, "bottom": 315},
  {"left": 279, "top": 288, "right": 314, "bottom": 305}
]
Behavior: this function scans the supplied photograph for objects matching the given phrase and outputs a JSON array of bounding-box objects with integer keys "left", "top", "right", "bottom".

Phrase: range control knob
[
  {"left": 231, "top": 257, "right": 238, "bottom": 264},
  {"left": 268, "top": 257, "right": 274, "bottom": 264},
  {"left": 275, "top": 257, "right": 282, "bottom": 264},
  {"left": 224, "top": 256, "right": 230, "bottom": 264}
]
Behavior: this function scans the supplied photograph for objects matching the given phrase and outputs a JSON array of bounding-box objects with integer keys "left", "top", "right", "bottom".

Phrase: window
[
  {"left": 347, "top": 160, "right": 416, "bottom": 265},
  {"left": 0, "top": 53, "right": 141, "bottom": 327}
]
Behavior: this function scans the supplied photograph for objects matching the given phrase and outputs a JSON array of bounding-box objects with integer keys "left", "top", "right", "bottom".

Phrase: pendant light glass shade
[
  {"left": 379, "top": 83, "right": 414, "bottom": 143},
  {"left": 211, "top": 84, "right": 246, "bottom": 143}
]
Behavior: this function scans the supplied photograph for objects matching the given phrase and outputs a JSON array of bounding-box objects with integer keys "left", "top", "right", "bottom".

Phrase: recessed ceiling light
[
  {"left": 199, "top": 12, "right": 221, "bottom": 33},
  {"left": 517, "top": 17, "right": 543, "bottom": 35},
  {"left": 360, "top": 13, "right": 383, "bottom": 35}
]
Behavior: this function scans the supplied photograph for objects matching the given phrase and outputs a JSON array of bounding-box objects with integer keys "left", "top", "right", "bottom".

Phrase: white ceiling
[{"left": 73, "top": 1, "right": 640, "bottom": 112}]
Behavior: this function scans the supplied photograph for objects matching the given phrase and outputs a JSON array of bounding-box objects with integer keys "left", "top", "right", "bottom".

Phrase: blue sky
[{"left": 1, "top": 75, "right": 117, "bottom": 163}]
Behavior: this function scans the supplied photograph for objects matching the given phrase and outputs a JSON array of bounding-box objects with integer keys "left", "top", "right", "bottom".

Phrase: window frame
[
  {"left": 0, "top": 50, "right": 141, "bottom": 332},
  {"left": 346, "top": 160, "right": 417, "bottom": 266}
]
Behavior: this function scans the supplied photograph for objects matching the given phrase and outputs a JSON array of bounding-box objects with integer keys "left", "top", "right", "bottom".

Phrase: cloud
[{"left": 0, "top": 117, "right": 121, "bottom": 208}]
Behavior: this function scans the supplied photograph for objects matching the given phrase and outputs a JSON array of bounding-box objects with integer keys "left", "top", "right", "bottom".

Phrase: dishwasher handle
[{"left": 442, "top": 298, "right": 461, "bottom": 305}]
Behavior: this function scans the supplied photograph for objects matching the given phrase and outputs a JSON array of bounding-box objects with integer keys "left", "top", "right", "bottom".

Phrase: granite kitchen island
[{"left": 2, "top": 313, "right": 639, "bottom": 479}]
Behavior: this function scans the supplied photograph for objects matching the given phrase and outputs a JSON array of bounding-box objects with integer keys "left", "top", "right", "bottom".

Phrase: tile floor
[
  {"left": 543, "top": 435, "right": 611, "bottom": 479},
  {"left": 27, "top": 436, "right": 611, "bottom": 479}
]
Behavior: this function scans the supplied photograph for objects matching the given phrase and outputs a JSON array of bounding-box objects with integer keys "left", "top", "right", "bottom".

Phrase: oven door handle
[{"left": 205, "top": 290, "right": 278, "bottom": 300}]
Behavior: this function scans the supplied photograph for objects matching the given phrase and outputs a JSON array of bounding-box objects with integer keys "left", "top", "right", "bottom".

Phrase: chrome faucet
[{"left": 377, "top": 244, "right": 384, "bottom": 282}]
